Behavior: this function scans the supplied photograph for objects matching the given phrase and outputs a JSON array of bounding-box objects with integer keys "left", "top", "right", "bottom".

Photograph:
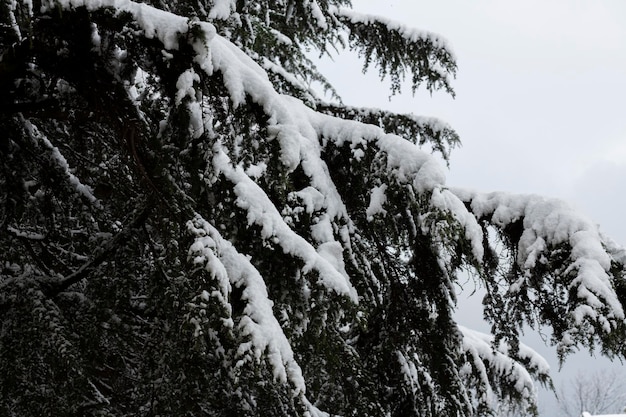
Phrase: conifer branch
[{"left": 42, "top": 201, "right": 152, "bottom": 297}]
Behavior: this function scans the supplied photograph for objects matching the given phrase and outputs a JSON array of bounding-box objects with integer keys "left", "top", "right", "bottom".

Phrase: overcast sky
[{"left": 316, "top": 1, "right": 626, "bottom": 415}]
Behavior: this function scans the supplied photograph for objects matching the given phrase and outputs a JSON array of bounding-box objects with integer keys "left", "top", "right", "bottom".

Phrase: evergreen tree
[{"left": 1, "top": 1, "right": 625, "bottom": 416}]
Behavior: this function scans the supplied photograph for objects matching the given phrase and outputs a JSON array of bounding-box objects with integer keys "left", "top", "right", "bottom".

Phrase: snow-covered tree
[{"left": 1, "top": 1, "right": 625, "bottom": 416}]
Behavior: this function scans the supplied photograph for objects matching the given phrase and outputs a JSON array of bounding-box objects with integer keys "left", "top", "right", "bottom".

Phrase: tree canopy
[{"left": 1, "top": 1, "right": 625, "bottom": 416}]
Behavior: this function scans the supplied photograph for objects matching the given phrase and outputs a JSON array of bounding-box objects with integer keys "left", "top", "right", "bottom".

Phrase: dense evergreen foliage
[{"left": 1, "top": 1, "right": 625, "bottom": 416}]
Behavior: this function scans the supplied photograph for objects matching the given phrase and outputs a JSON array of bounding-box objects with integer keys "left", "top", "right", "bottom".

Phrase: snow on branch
[
  {"left": 192, "top": 4, "right": 485, "bottom": 268},
  {"left": 45, "top": 0, "right": 475, "bottom": 247},
  {"left": 317, "top": 103, "right": 461, "bottom": 163},
  {"left": 41, "top": 0, "right": 193, "bottom": 50},
  {"left": 601, "top": 232, "right": 626, "bottom": 266},
  {"left": 453, "top": 188, "right": 626, "bottom": 339},
  {"left": 332, "top": 6, "right": 457, "bottom": 95},
  {"left": 211, "top": 146, "right": 358, "bottom": 301},
  {"left": 45, "top": 0, "right": 360, "bottom": 300},
  {"left": 6, "top": 0, "right": 29, "bottom": 41},
  {"left": 187, "top": 214, "right": 307, "bottom": 395},
  {"left": 179, "top": 4, "right": 486, "bottom": 284},
  {"left": 334, "top": 7, "right": 454, "bottom": 54},
  {"left": 459, "top": 325, "right": 550, "bottom": 410},
  {"left": 205, "top": 0, "right": 235, "bottom": 20},
  {"left": 396, "top": 350, "right": 437, "bottom": 405},
  {"left": 22, "top": 118, "right": 100, "bottom": 207}
]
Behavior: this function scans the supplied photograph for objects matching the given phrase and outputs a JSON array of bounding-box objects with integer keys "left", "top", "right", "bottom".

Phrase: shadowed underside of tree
[{"left": 1, "top": 1, "right": 626, "bottom": 416}]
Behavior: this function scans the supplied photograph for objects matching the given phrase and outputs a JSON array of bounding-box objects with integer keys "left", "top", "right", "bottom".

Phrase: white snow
[
  {"left": 187, "top": 215, "right": 306, "bottom": 395},
  {"left": 174, "top": 69, "right": 205, "bottom": 138},
  {"left": 207, "top": 35, "right": 271, "bottom": 107},
  {"left": 293, "top": 187, "right": 325, "bottom": 214},
  {"left": 244, "top": 162, "right": 267, "bottom": 179},
  {"left": 430, "top": 187, "right": 484, "bottom": 262},
  {"left": 7, "top": 0, "right": 22, "bottom": 40},
  {"left": 309, "top": 1, "right": 328, "bottom": 30},
  {"left": 396, "top": 350, "right": 422, "bottom": 395},
  {"left": 212, "top": 147, "right": 358, "bottom": 301},
  {"left": 333, "top": 7, "right": 452, "bottom": 52},
  {"left": 90, "top": 22, "right": 101, "bottom": 49},
  {"left": 459, "top": 325, "right": 549, "bottom": 407},
  {"left": 175, "top": 69, "right": 199, "bottom": 105},
  {"left": 316, "top": 241, "right": 349, "bottom": 279},
  {"left": 365, "top": 184, "right": 388, "bottom": 220},
  {"left": 453, "top": 188, "right": 625, "bottom": 340},
  {"left": 23, "top": 119, "right": 100, "bottom": 207},
  {"left": 42, "top": 0, "right": 191, "bottom": 50},
  {"left": 269, "top": 28, "right": 293, "bottom": 46},
  {"left": 207, "top": 0, "right": 234, "bottom": 20}
]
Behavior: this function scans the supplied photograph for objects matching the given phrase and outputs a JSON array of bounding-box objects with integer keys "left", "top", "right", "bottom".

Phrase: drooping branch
[
  {"left": 334, "top": 7, "right": 457, "bottom": 96},
  {"left": 317, "top": 103, "right": 460, "bottom": 164}
]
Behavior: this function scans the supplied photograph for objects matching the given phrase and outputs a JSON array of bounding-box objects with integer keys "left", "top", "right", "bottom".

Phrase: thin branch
[{"left": 42, "top": 200, "right": 152, "bottom": 297}]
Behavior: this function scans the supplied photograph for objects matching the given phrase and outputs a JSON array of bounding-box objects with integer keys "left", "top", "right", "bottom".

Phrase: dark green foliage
[
  {"left": 337, "top": 9, "right": 457, "bottom": 96},
  {"left": 1, "top": 1, "right": 625, "bottom": 417}
]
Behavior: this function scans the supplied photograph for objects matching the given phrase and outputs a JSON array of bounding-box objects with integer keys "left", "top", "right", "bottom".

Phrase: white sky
[{"left": 316, "top": 1, "right": 626, "bottom": 415}]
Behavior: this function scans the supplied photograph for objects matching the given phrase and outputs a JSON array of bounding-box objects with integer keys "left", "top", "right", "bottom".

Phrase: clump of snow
[
  {"left": 190, "top": 21, "right": 217, "bottom": 74},
  {"left": 244, "top": 162, "right": 267, "bottom": 179},
  {"left": 175, "top": 69, "right": 204, "bottom": 138},
  {"left": 120, "top": 1, "right": 188, "bottom": 50},
  {"left": 309, "top": 1, "right": 328, "bottom": 30},
  {"left": 175, "top": 69, "right": 199, "bottom": 104},
  {"left": 365, "top": 184, "right": 388, "bottom": 220},
  {"left": 316, "top": 241, "right": 349, "bottom": 279},
  {"left": 294, "top": 187, "right": 325, "bottom": 215},
  {"left": 380, "top": 133, "right": 447, "bottom": 193},
  {"left": 90, "top": 22, "right": 101, "bottom": 50},
  {"left": 334, "top": 7, "right": 453, "bottom": 55},
  {"left": 187, "top": 226, "right": 231, "bottom": 299},
  {"left": 269, "top": 28, "right": 293, "bottom": 46},
  {"left": 7, "top": 0, "right": 23, "bottom": 40},
  {"left": 207, "top": 35, "right": 271, "bottom": 107},
  {"left": 207, "top": 0, "right": 234, "bottom": 20},
  {"left": 601, "top": 232, "right": 626, "bottom": 265}
]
